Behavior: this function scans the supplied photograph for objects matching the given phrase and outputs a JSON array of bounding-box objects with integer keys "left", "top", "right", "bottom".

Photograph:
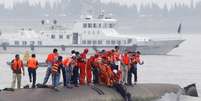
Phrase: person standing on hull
[
  {"left": 86, "top": 56, "right": 95, "bottom": 85},
  {"left": 43, "top": 49, "right": 59, "bottom": 85},
  {"left": 72, "top": 52, "right": 80, "bottom": 87},
  {"left": 63, "top": 55, "right": 75, "bottom": 88},
  {"left": 127, "top": 51, "right": 144, "bottom": 86},
  {"left": 92, "top": 54, "right": 100, "bottom": 84},
  {"left": 111, "top": 46, "right": 121, "bottom": 83},
  {"left": 10, "top": 54, "right": 25, "bottom": 89},
  {"left": 51, "top": 56, "right": 63, "bottom": 91},
  {"left": 79, "top": 48, "right": 89, "bottom": 85},
  {"left": 121, "top": 49, "right": 130, "bottom": 85},
  {"left": 27, "top": 54, "right": 39, "bottom": 88},
  {"left": 61, "top": 56, "right": 67, "bottom": 87}
]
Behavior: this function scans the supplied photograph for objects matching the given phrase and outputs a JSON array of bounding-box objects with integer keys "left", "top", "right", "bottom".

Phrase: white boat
[{"left": 0, "top": 14, "right": 185, "bottom": 55}]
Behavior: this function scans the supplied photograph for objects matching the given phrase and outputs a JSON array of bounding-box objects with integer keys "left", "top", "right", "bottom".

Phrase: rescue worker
[
  {"left": 27, "top": 54, "right": 38, "bottom": 88},
  {"left": 79, "top": 48, "right": 89, "bottom": 85},
  {"left": 43, "top": 49, "right": 59, "bottom": 85},
  {"left": 92, "top": 54, "right": 100, "bottom": 84},
  {"left": 97, "top": 56, "right": 131, "bottom": 101},
  {"left": 127, "top": 52, "right": 144, "bottom": 86},
  {"left": 72, "top": 52, "right": 80, "bottom": 87},
  {"left": 121, "top": 50, "right": 130, "bottom": 85},
  {"left": 111, "top": 46, "right": 121, "bottom": 71},
  {"left": 11, "top": 54, "right": 25, "bottom": 89},
  {"left": 61, "top": 55, "right": 67, "bottom": 87},
  {"left": 51, "top": 56, "right": 63, "bottom": 90},
  {"left": 63, "top": 55, "right": 75, "bottom": 88}
]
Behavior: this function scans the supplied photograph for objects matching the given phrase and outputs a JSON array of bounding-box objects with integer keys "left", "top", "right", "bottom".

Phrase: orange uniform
[
  {"left": 98, "top": 63, "right": 115, "bottom": 86},
  {"left": 79, "top": 52, "right": 87, "bottom": 85},
  {"left": 86, "top": 56, "right": 95, "bottom": 84},
  {"left": 46, "top": 53, "right": 58, "bottom": 64},
  {"left": 11, "top": 59, "right": 23, "bottom": 73},
  {"left": 27, "top": 57, "right": 38, "bottom": 69},
  {"left": 122, "top": 53, "right": 130, "bottom": 65},
  {"left": 63, "top": 57, "right": 72, "bottom": 68}
]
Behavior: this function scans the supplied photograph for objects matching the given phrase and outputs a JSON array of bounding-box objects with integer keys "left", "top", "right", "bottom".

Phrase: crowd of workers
[{"left": 10, "top": 46, "right": 144, "bottom": 90}]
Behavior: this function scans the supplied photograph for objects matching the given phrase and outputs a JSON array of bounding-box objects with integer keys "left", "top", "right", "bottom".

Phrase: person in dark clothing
[
  {"left": 92, "top": 65, "right": 99, "bottom": 84},
  {"left": 127, "top": 64, "right": 137, "bottom": 85},
  {"left": 72, "top": 66, "right": 79, "bottom": 87},
  {"left": 51, "top": 56, "right": 63, "bottom": 90},
  {"left": 127, "top": 52, "right": 144, "bottom": 85},
  {"left": 27, "top": 54, "right": 38, "bottom": 88},
  {"left": 71, "top": 52, "right": 80, "bottom": 87},
  {"left": 61, "top": 66, "right": 67, "bottom": 86}
]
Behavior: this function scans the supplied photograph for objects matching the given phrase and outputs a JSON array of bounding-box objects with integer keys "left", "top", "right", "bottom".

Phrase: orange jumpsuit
[
  {"left": 86, "top": 56, "right": 94, "bottom": 84},
  {"left": 79, "top": 52, "right": 87, "bottom": 85}
]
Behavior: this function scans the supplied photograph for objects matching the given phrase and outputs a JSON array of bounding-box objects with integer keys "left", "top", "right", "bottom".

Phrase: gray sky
[{"left": 0, "top": 0, "right": 200, "bottom": 10}]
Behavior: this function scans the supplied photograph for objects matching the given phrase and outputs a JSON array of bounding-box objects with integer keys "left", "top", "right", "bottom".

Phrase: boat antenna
[{"left": 177, "top": 23, "right": 182, "bottom": 34}]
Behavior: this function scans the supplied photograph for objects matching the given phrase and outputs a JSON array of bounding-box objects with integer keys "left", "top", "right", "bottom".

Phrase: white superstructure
[{"left": 0, "top": 14, "right": 184, "bottom": 55}]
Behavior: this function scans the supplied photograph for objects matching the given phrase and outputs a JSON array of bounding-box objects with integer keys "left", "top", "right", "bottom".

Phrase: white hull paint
[{"left": 0, "top": 39, "right": 184, "bottom": 55}]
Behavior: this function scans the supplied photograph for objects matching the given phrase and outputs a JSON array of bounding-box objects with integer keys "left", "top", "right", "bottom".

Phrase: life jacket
[
  {"left": 63, "top": 57, "right": 72, "bottom": 67},
  {"left": 46, "top": 53, "right": 58, "bottom": 63},
  {"left": 51, "top": 62, "right": 61, "bottom": 74},
  {"left": 12, "top": 59, "right": 23, "bottom": 71},
  {"left": 122, "top": 53, "right": 129, "bottom": 65},
  {"left": 27, "top": 57, "right": 38, "bottom": 69}
]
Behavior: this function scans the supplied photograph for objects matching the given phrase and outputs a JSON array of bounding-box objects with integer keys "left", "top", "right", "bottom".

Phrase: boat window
[
  {"left": 93, "top": 23, "right": 96, "bottom": 28},
  {"left": 127, "top": 39, "right": 132, "bottom": 44},
  {"left": 88, "top": 23, "right": 92, "bottom": 28},
  {"left": 109, "top": 24, "right": 113, "bottom": 28},
  {"left": 14, "top": 41, "right": 19, "bottom": 45},
  {"left": 99, "top": 23, "right": 101, "bottom": 28},
  {"left": 98, "top": 40, "right": 102, "bottom": 44},
  {"left": 59, "top": 35, "right": 63, "bottom": 39},
  {"left": 82, "top": 40, "right": 86, "bottom": 44},
  {"left": 66, "top": 35, "right": 70, "bottom": 39},
  {"left": 87, "top": 40, "right": 91, "bottom": 44},
  {"left": 106, "top": 40, "right": 110, "bottom": 44},
  {"left": 38, "top": 41, "right": 42, "bottom": 46},
  {"left": 51, "top": 34, "right": 55, "bottom": 39},
  {"left": 117, "top": 40, "right": 121, "bottom": 45},
  {"left": 83, "top": 23, "right": 87, "bottom": 28},
  {"left": 92, "top": 40, "right": 97, "bottom": 44},
  {"left": 30, "top": 41, "right": 35, "bottom": 45},
  {"left": 22, "top": 41, "right": 27, "bottom": 46},
  {"left": 111, "top": 40, "right": 115, "bottom": 44}
]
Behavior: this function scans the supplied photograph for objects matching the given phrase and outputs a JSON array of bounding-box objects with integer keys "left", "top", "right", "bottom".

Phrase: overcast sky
[{"left": 0, "top": 0, "right": 200, "bottom": 9}]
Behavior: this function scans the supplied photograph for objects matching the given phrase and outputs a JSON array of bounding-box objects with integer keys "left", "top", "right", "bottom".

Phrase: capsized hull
[{"left": 0, "top": 84, "right": 182, "bottom": 101}]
